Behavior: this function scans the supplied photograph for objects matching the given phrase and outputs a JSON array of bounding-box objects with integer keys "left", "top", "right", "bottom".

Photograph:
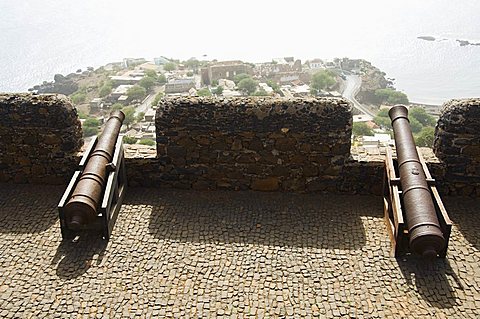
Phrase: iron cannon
[
  {"left": 389, "top": 105, "right": 445, "bottom": 258},
  {"left": 64, "top": 111, "right": 125, "bottom": 230}
]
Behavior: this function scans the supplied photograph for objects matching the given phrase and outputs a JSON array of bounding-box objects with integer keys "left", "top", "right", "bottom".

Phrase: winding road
[{"left": 342, "top": 75, "right": 375, "bottom": 118}]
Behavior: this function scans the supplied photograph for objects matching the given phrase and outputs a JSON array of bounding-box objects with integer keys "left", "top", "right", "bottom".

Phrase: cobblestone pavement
[{"left": 0, "top": 184, "right": 479, "bottom": 318}]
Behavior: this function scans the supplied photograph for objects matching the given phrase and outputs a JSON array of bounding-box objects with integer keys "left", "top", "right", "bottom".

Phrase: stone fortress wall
[
  {"left": 152, "top": 97, "right": 352, "bottom": 192},
  {"left": 0, "top": 94, "right": 479, "bottom": 196},
  {"left": 0, "top": 94, "right": 83, "bottom": 184}
]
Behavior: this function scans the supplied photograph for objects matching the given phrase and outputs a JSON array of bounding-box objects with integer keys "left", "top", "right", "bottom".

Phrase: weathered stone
[
  {"left": 272, "top": 166, "right": 290, "bottom": 177},
  {"left": 251, "top": 177, "right": 279, "bottom": 191},
  {"left": 231, "top": 139, "right": 243, "bottom": 151},
  {"left": 44, "top": 134, "right": 62, "bottom": 145}
]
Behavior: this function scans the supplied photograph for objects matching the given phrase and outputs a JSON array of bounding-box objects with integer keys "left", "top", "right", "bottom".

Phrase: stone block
[{"left": 251, "top": 177, "right": 280, "bottom": 191}]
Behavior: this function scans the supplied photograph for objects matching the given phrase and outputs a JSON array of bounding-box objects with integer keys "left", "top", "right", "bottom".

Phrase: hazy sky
[
  {"left": 3, "top": 0, "right": 478, "bottom": 62},
  {"left": 1, "top": 0, "right": 479, "bottom": 102}
]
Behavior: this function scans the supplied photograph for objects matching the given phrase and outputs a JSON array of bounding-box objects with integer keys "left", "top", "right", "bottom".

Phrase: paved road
[
  {"left": 135, "top": 85, "right": 164, "bottom": 116},
  {"left": 342, "top": 75, "right": 376, "bottom": 117}
]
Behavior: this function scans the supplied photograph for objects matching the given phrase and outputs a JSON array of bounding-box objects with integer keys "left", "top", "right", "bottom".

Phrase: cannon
[
  {"left": 383, "top": 105, "right": 451, "bottom": 258},
  {"left": 58, "top": 111, "right": 127, "bottom": 240}
]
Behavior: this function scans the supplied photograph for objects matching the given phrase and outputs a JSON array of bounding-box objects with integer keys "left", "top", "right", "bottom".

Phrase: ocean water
[{"left": 0, "top": 0, "right": 479, "bottom": 105}]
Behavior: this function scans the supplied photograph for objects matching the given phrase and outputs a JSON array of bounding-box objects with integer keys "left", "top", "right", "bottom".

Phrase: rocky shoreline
[{"left": 417, "top": 35, "right": 480, "bottom": 47}]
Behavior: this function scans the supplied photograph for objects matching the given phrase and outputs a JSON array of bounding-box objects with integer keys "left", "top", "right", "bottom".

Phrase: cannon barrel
[
  {"left": 64, "top": 111, "right": 125, "bottom": 230},
  {"left": 389, "top": 105, "right": 445, "bottom": 259}
]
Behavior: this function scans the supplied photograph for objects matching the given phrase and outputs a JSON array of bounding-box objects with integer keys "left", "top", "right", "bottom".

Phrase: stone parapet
[
  {"left": 0, "top": 94, "right": 83, "bottom": 184},
  {"left": 155, "top": 97, "right": 352, "bottom": 191},
  {"left": 1, "top": 94, "right": 479, "bottom": 196},
  {"left": 434, "top": 98, "right": 480, "bottom": 196}
]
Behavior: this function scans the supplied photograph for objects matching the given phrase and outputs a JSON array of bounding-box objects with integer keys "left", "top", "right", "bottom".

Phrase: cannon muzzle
[
  {"left": 389, "top": 105, "right": 445, "bottom": 258},
  {"left": 64, "top": 111, "right": 125, "bottom": 230}
]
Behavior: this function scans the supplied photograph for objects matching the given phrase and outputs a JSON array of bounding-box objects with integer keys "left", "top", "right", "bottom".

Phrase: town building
[
  {"left": 154, "top": 56, "right": 170, "bottom": 65},
  {"left": 201, "top": 61, "right": 253, "bottom": 85},
  {"left": 306, "top": 59, "right": 324, "bottom": 70},
  {"left": 165, "top": 78, "right": 196, "bottom": 94},
  {"left": 109, "top": 75, "right": 143, "bottom": 86}
]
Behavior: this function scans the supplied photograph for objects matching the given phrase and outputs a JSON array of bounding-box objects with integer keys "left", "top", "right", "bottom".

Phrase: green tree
[
  {"left": 83, "top": 126, "right": 98, "bottom": 137},
  {"left": 237, "top": 78, "right": 258, "bottom": 95},
  {"left": 213, "top": 86, "right": 224, "bottom": 95},
  {"left": 139, "top": 139, "right": 155, "bottom": 146},
  {"left": 98, "top": 81, "right": 113, "bottom": 98},
  {"left": 144, "top": 69, "right": 157, "bottom": 78},
  {"left": 415, "top": 126, "right": 435, "bottom": 147},
  {"left": 352, "top": 122, "right": 374, "bottom": 137},
  {"left": 122, "top": 106, "right": 136, "bottom": 129},
  {"left": 211, "top": 80, "right": 219, "bottom": 86},
  {"left": 252, "top": 88, "right": 269, "bottom": 96},
  {"left": 157, "top": 74, "right": 167, "bottom": 84},
  {"left": 98, "top": 85, "right": 111, "bottom": 97},
  {"left": 184, "top": 58, "right": 200, "bottom": 70},
  {"left": 111, "top": 103, "right": 124, "bottom": 111},
  {"left": 71, "top": 92, "right": 86, "bottom": 104},
  {"left": 409, "top": 107, "right": 436, "bottom": 127},
  {"left": 375, "top": 88, "right": 409, "bottom": 105},
  {"left": 127, "top": 85, "right": 147, "bottom": 101},
  {"left": 163, "top": 62, "right": 176, "bottom": 72},
  {"left": 84, "top": 118, "right": 101, "bottom": 127},
  {"left": 138, "top": 76, "right": 156, "bottom": 92},
  {"left": 123, "top": 136, "right": 138, "bottom": 144},
  {"left": 373, "top": 108, "right": 392, "bottom": 128},
  {"left": 197, "top": 88, "right": 212, "bottom": 96},
  {"left": 266, "top": 80, "right": 281, "bottom": 93},
  {"left": 310, "top": 70, "right": 336, "bottom": 94},
  {"left": 136, "top": 112, "right": 145, "bottom": 122},
  {"left": 186, "top": 71, "right": 194, "bottom": 77},
  {"left": 234, "top": 73, "right": 250, "bottom": 84},
  {"left": 409, "top": 117, "right": 423, "bottom": 134},
  {"left": 152, "top": 92, "right": 164, "bottom": 106},
  {"left": 78, "top": 111, "right": 88, "bottom": 119}
]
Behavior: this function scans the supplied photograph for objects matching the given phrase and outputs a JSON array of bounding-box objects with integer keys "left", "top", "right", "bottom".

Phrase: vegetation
[
  {"left": 83, "top": 126, "right": 98, "bottom": 137},
  {"left": 78, "top": 111, "right": 88, "bottom": 119},
  {"left": 157, "top": 74, "right": 167, "bottom": 84},
  {"left": 233, "top": 73, "right": 251, "bottom": 84},
  {"left": 127, "top": 85, "right": 147, "bottom": 101},
  {"left": 373, "top": 107, "right": 437, "bottom": 147},
  {"left": 197, "top": 88, "right": 212, "bottom": 96},
  {"left": 415, "top": 126, "right": 436, "bottom": 147},
  {"left": 122, "top": 106, "right": 136, "bottom": 129},
  {"left": 373, "top": 109, "right": 391, "bottom": 128},
  {"left": 123, "top": 136, "right": 138, "bottom": 144},
  {"left": 409, "top": 107, "right": 436, "bottom": 126},
  {"left": 374, "top": 88, "right": 409, "bottom": 105},
  {"left": 71, "top": 91, "right": 86, "bottom": 104},
  {"left": 152, "top": 92, "right": 164, "bottom": 106},
  {"left": 266, "top": 80, "right": 281, "bottom": 94},
  {"left": 163, "top": 62, "right": 176, "bottom": 72},
  {"left": 83, "top": 118, "right": 101, "bottom": 127},
  {"left": 310, "top": 70, "right": 336, "bottom": 95},
  {"left": 111, "top": 103, "right": 124, "bottom": 111},
  {"left": 252, "top": 88, "right": 269, "bottom": 96},
  {"left": 82, "top": 117, "right": 100, "bottom": 137},
  {"left": 138, "top": 76, "right": 156, "bottom": 92},
  {"left": 237, "top": 77, "right": 258, "bottom": 95},
  {"left": 213, "top": 86, "right": 224, "bottom": 95},
  {"left": 352, "top": 122, "right": 374, "bottom": 137},
  {"left": 144, "top": 69, "right": 157, "bottom": 78},
  {"left": 184, "top": 58, "right": 200, "bottom": 71},
  {"left": 135, "top": 112, "right": 145, "bottom": 122},
  {"left": 139, "top": 139, "right": 155, "bottom": 146},
  {"left": 98, "top": 81, "right": 114, "bottom": 98}
]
